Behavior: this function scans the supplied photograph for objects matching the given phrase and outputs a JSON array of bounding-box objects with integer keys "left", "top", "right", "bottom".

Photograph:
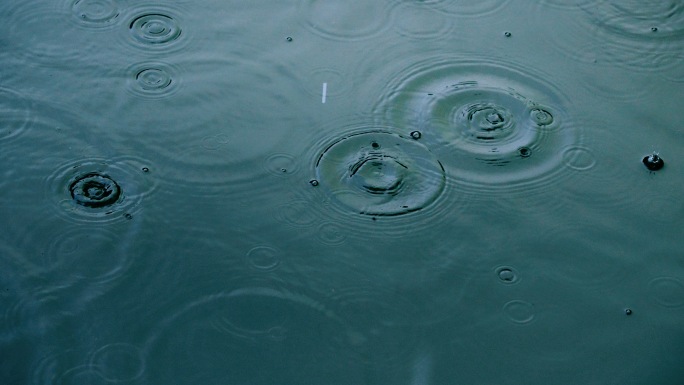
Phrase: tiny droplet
[
  {"left": 410, "top": 131, "right": 422, "bottom": 140},
  {"left": 309, "top": 179, "right": 319, "bottom": 186},
  {"left": 504, "top": 31, "right": 512, "bottom": 37},
  {"left": 625, "top": 308, "right": 632, "bottom": 315},
  {"left": 286, "top": 36, "right": 293, "bottom": 42}
]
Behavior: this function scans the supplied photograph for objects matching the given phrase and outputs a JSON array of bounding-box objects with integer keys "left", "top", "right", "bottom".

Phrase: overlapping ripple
[
  {"left": 68, "top": 0, "right": 123, "bottom": 29},
  {"left": 374, "top": 57, "right": 581, "bottom": 194},
  {"left": 297, "top": 0, "right": 391, "bottom": 41},
  {"left": 0, "top": 86, "right": 33, "bottom": 142},
  {"left": 142, "top": 287, "right": 363, "bottom": 384},
  {"left": 389, "top": 0, "right": 512, "bottom": 17}
]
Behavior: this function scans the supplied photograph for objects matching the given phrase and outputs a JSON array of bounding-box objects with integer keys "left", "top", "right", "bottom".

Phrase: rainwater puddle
[{"left": 1, "top": 1, "right": 683, "bottom": 384}]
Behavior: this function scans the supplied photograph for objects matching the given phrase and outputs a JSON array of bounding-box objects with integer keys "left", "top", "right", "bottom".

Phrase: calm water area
[{"left": 1, "top": 0, "right": 684, "bottom": 384}]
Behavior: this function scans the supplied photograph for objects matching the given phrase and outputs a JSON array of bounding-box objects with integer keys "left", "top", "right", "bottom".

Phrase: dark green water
[{"left": 1, "top": 1, "right": 684, "bottom": 384}]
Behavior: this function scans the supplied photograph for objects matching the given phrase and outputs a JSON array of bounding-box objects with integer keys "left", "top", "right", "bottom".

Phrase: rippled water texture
[{"left": 1, "top": 0, "right": 683, "bottom": 384}]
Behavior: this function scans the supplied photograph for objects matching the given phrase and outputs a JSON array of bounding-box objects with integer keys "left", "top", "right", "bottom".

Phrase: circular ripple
[
  {"left": 391, "top": 4, "right": 452, "bottom": 40},
  {"left": 129, "top": 11, "right": 182, "bottom": 47},
  {"left": 587, "top": 1, "right": 684, "bottom": 39},
  {"left": 648, "top": 277, "right": 684, "bottom": 308},
  {"left": 565, "top": 1, "right": 684, "bottom": 73},
  {"left": 55, "top": 366, "right": 108, "bottom": 385},
  {"left": 376, "top": 58, "right": 579, "bottom": 194},
  {"left": 70, "top": 0, "right": 121, "bottom": 29},
  {"left": 562, "top": 146, "right": 597, "bottom": 171},
  {"left": 298, "top": 0, "right": 391, "bottom": 41},
  {"left": 317, "top": 222, "right": 347, "bottom": 246},
  {"left": 245, "top": 246, "right": 281, "bottom": 271},
  {"left": 503, "top": 300, "right": 535, "bottom": 324},
  {"left": 264, "top": 153, "right": 299, "bottom": 177},
  {"left": 315, "top": 131, "right": 445, "bottom": 216},
  {"left": 274, "top": 199, "right": 320, "bottom": 228},
  {"left": 48, "top": 157, "right": 156, "bottom": 223},
  {"left": 390, "top": 0, "right": 511, "bottom": 17},
  {"left": 90, "top": 343, "right": 144, "bottom": 382},
  {"left": 3, "top": 2, "right": 92, "bottom": 64},
  {"left": 0, "top": 87, "right": 33, "bottom": 142},
  {"left": 143, "top": 288, "right": 355, "bottom": 384},
  {"left": 495, "top": 266, "right": 520, "bottom": 284},
  {"left": 126, "top": 62, "right": 180, "bottom": 99},
  {"left": 69, "top": 172, "right": 121, "bottom": 208}
]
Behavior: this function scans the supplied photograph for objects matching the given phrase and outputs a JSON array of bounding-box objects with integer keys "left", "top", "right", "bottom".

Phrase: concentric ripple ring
[
  {"left": 375, "top": 58, "right": 580, "bottom": 193},
  {"left": 315, "top": 131, "right": 445, "bottom": 216}
]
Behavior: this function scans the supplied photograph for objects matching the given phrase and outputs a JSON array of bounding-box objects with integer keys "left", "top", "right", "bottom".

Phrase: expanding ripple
[
  {"left": 120, "top": 54, "right": 310, "bottom": 199},
  {"left": 326, "top": 285, "right": 422, "bottom": 367},
  {"left": 2, "top": 1, "right": 98, "bottom": 64},
  {"left": 390, "top": 0, "right": 512, "bottom": 17},
  {"left": 297, "top": 0, "right": 391, "bottom": 41},
  {"left": 303, "top": 117, "right": 467, "bottom": 238},
  {"left": 142, "top": 287, "right": 362, "bottom": 384},
  {"left": 375, "top": 57, "right": 581, "bottom": 194},
  {"left": 121, "top": 6, "right": 187, "bottom": 52},
  {"left": 68, "top": 0, "right": 123, "bottom": 29},
  {"left": 586, "top": 0, "right": 684, "bottom": 40},
  {"left": 314, "top": 130, "right": 446, "bottom": 216},
  {"left": 47, "top": 156, "right": 156, "bottom": 223},
  {"left": 648, "top": 277, "right": 684, "bottom": 308},
  {"left": 89, "top": 343, "right": 145, "bottom": 382},
  {"left": 390, "top": 4, "right": 453, "bottom": 40},
  {"left": 126, "top": 61, "right": 181, "bottom": 99},
  {"left": 541, "top": 1, "right": 684, "bottom": 74},
  {"left": 538, "top": 0, "right": 595, "bottom": 9},
  {"left": 264, "top": 153, "right": 300, "bottom": 177},
  {"left": 0, "top": 86, "right": 33, "bottom": 141}
]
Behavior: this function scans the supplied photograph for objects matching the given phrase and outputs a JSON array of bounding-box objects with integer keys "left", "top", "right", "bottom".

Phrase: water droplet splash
[
  {"left": 314, "top": 131, "right": 445, "bottom": 216},
  {"left": 642, "top": 152, "right": 664, "bottom": 171},
  {"left": 69, "top": 172, "right": 121, "bottom": 208}
]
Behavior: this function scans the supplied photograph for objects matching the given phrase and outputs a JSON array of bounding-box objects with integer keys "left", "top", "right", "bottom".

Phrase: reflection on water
[{"left": 1, "top": 0, "right": 683, "bottom": 384}]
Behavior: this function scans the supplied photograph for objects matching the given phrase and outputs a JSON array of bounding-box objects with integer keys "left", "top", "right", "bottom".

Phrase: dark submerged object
[{"left": 642, "top": 153, "right": 664, "bottom": 171}]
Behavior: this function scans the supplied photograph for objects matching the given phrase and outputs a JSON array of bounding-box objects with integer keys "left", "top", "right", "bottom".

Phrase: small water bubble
[
  {"left": 142, "top": 167, "right": 150, "bottom": 173},
  {"left": 410, "top": 131, "right": 422, "bottom": 140},
  {"left": 518, "top": 147, "right": 531, "bottom": 158},
  {"left": 286, "top": 36, "right": 293, "bottom": 42},
  {"left": 504, "top": 31, "right": 512, "bottom": 37},
  {"left": 651, "top": 27, "right": 658, "bottom": 32},
  {"left": 124, "top": 213, "right": 133, "bottom": 220},
  {"left": 309, "top": 179, "right": 319, "bottom": 186},
  {"left": 625, "top": 308, "right": 633, "bottom": 315},
  {"left": 495, "top": 266, "right": 520, "bottom": 284},
  {"left": 371, "top": 142, "right": 380, "bottom": 149}
]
